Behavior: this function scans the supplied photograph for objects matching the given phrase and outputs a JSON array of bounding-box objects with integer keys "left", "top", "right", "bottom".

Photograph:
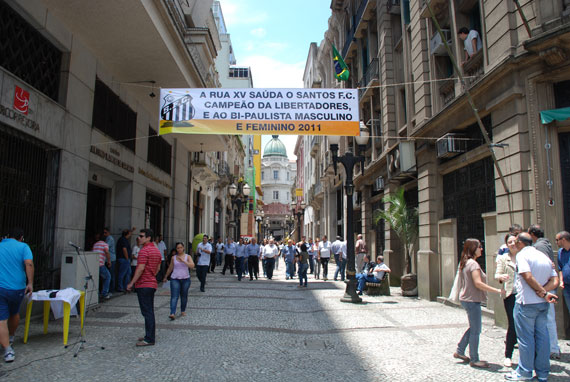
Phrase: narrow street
[{"left": 3, "top": 264, "right": 569, "bottom": 381}]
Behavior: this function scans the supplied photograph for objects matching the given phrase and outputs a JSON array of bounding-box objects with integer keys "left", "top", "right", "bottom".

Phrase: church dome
[{"left": 263, "top": 135, "right": 287, "bottom": 158}]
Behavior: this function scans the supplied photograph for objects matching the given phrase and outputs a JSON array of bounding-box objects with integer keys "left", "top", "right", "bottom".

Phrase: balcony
[
  {"left": 342, "top": 0, "right": 375, "bottom": 60},
  {"left": 215, "top": 160, "right": 231, "bottom": 187},
  {"left": 310, "top": 136, "right": 319, "bottom": 157},
  {"left": 439, "top": 79, "right": 455, "bottom": 107},
  {"left": 358, "top": 58, "right": 379, "bottom": 101},
  {"left": 191, "top": 153, "right": 219, "bottom": 187},
  {"left": 462, "top": 50, "right": 484, "bottom": 87},
  {"left": 387, "top": 0, "right": 401, "bottom": 14}
]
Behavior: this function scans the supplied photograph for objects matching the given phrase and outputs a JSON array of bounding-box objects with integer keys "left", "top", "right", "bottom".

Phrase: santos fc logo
[{"left": 160, "top": 93, "right": 194, "bottom": 122}]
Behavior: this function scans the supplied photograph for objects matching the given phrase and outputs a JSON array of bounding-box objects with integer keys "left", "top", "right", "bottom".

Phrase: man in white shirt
[
  {"left": 356, "top": 256, "right": 391, "bottom": 295},
  {"left": 505, "top": 233, "right": 558, "bottom": 382},
  {"left": 457, "top": 27, "right": 482, "bottom": 61},
  {"left": 215, "top": 237, "right": 224, "bottom": 271},
  {"left": 196, "top": 235, "right": 212, "bottom": 292},
  {"left": 318, "top": 235, "right": 331, "bottom": 281},
  {"left": 262, "top": 239, "right": 279, "bottom": 280}
]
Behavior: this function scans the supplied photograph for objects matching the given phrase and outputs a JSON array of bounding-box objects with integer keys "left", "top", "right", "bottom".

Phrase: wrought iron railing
[
  {"left": 358, "top": 58, "right": 379, "bottom": 99},
  {"left": 342, "top": 0, "right": 369, "bottom": 58}
]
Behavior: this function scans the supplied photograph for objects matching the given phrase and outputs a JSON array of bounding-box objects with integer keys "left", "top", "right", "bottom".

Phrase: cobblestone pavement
[{"left": 2, "top": 264, "right": 569, "bottom": 381}]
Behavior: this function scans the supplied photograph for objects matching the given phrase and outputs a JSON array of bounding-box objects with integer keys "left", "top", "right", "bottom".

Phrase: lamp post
[
  {"left": 291, "top": 201, "right": 306, "bottom": 242},
  {"left": 229, "top": 182, "right": 251, "bottom": 240},
  {"left": 264, "top": 217, "right": 270, "bottom": 239},
  {"left": 329, "top": 122, "right": 370, "bottom": 303},
  {"left": 255, "top": 209, "right": 264, "bottom": 242}
]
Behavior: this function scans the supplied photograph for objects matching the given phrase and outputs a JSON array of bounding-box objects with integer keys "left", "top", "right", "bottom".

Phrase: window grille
[
  {"left": 0, "top": 1, "right": 62, "bottom": 101},
  {"left": 148, "top": 127, "right": 172, "bottom": 175},
  {"left": 92, "top": 78, "right": 137, "bottom": 152}
]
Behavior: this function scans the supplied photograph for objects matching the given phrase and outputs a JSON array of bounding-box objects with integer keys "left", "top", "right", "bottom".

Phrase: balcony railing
[
  {"left": 462, "top": 50, "right": 484, "bottom": 87},
  {"left": 342, "top": 0, "right": 369, "bottom": 59},
  {"left": 358, "top": 58, "right": 379, "bottom": 99},
  {"left": 439, "top": 78, "right": 455, "bottom": 107}
]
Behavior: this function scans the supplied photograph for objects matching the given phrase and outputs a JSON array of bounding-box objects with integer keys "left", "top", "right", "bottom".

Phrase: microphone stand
[{"left": 69, "top": 244, "right": 105, "bottom": 357}]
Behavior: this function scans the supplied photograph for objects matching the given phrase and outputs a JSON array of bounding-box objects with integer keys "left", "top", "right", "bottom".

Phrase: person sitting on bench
[{"left": 356, "top": 255, "right": 391, "bottom": 295}]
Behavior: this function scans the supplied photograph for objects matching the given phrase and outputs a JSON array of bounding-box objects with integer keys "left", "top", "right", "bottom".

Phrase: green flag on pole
[{"left": 332, "top": 44, "right": 349, "bottom": 81}]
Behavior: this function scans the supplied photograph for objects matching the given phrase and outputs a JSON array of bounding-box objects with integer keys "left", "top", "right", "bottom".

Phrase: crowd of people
[{"left": 453, "top": 224, "right": 570, "bottom": 382}]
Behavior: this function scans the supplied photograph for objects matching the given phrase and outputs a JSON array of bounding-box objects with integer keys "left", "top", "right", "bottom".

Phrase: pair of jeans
[
  {"left": 320, "top": 258, "right": 329, "bottom": 279},
  {"left": 298, "top": 263, "right": 308, "bottom": 286},
  {"left": 209, "top": 253, "right": 216, "bottom": 272},
  {"left": 235, "top": 257, "right": 245, "bottom": 280},
  {"left": 117, "top": 258, "right": 131, "bottom": 291},
  {"left": 563, "top": 287, "right": 570, "bottom": 315},
  {"left": 514, "top": 302, "right": 550, "bottom": 380},
  {"left": 216, "top": 253, "right": 223, "bottom": 266},
  {"left": 315, "top": 258, "right": 321, "bottom": 278},
  {"left": 285, "top": 260, "right": 295, "bottom": 279},
  {"left": 169, "top": 278, "right": 190, "bottom": 315},
  {"left": 308, "top": 255, "right": 315, "bottom": 274},
  {"left": 334, "top": 258, "right": 346, "bottom": 281},
  {"left": 546, "top": 303, "right": 560, "bottom": 354},
  {"left": 262, "top": 259, "right": 267, "bottom": 276},
  {"left": 356, "top": 273, "right": 380, "bottom": 292},
  {"left": 222, "top": 255, "right": 234, "bottom": 274},
  {"left": 503, "top": 293, "right": 517, "bottom": 358},
  {"left": 195, "top": 265, "right": 208, "bottom": 291},
  {"left": 457, "top": 301, "right": 482, "bottom": 363},
  {"left": 265, "top": 258, "right": 275, "bottom": 279},
  {"left": 248, "top": 256, "right": 259, "bottom": 279},
  {"left": 99, "top": 265, "right": 111, "bottom": 296},
  {"left": 136, "top": 287, "right": 156, "bottom": 343},
  {"left": 109, "top": 261, "right": 116, "bottom": 292}
]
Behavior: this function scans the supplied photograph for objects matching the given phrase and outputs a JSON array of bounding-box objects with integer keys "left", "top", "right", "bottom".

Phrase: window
[
  {"left": 261, "top": 171, "right": 265, "bottom": 180},
  {"left": 0, "top": 1, "right": 62, "bottom": 101},
  {"left": 273, "top": 170, "right": 279, "bottom": 180},
  {"left": 147, "top": 127, "right": 172, "bottom": 174},
  {"left": 93, "top": 78, "right": 137, "bottom": 152},
  {"left": 286, "top": 172, "right": 289, "bottom": 180},
  {"left": 273, "top": 191, "right": 279, "bottom": 200},
  {"left": 229, "top": 67, "right": 249, "bottom": 78}
]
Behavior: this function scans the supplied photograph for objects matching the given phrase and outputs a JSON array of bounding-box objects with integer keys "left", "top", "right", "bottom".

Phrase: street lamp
[
  {"left": 329, "top": 122, "right": 370, "bottom": 303},
  {"left": 229, "top": 181, "right": 250, "bottom": 241},
  {"left": 291, "top": 201, "right": 306, "bottom": 242}
]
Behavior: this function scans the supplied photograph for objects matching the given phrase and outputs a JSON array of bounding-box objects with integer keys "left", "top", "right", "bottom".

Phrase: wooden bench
[{"left": 365, "top": 274, "right": 390, "bottom": 296}]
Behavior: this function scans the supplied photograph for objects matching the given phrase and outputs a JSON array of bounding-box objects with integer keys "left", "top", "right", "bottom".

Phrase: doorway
[{"left": 85, "top": 183, "right": 107, "bottom": 249}]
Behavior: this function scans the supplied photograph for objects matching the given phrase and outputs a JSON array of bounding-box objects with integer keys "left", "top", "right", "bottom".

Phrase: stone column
[{"left": 416, "top": 146, "right": 441, "bottom": 301}]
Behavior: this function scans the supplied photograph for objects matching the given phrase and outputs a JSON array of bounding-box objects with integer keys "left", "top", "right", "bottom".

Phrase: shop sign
[
  {"left": 14, "top": 86, "right": 30, "bottom": 114},
  {"left": 90, "top": 146, "right": 134, "bottom": 173}
]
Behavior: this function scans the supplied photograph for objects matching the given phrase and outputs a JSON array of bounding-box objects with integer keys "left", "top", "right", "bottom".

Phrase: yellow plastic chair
[{"left": 23, "top": 290, "right": 85, "bottom": 346}]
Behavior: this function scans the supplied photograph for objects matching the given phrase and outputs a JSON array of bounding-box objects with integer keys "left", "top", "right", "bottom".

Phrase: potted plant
[{"left": 373, "top": 187, "right": 418, "bottom": 296}]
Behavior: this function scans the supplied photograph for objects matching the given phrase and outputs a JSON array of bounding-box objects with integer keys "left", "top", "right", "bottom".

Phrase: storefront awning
[{"left": 540, "top": 107, "right": 570, "bottom": 124}]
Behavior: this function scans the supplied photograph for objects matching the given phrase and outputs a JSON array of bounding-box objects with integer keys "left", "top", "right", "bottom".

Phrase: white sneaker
[
  {"left": 4, "top": 348, "right": 15, "bottom": 363},
  {"left": 503, "top": 358, "right": 512, "bottom": 367}
]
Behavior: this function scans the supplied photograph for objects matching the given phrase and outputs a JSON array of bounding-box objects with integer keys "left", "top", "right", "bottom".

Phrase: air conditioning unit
[
  {"left": 437, "top": 133, "right": 467, "bottom": 158},
  {"left": 387, "top": 141, "right": 416, "bottom": 179},
  {"left": 374, "top": 176, "right": 385, "bottom": 191},
  {"left": 430, "top": 29, "right": 452, "bottom": 56}
]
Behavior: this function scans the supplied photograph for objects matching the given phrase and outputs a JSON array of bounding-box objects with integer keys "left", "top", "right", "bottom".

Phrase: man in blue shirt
[
  {"left": 331, "top": 236, "right": 344, "bottom": 281},
  {"left": 284, "top": 240, "right": 297, "bottom": 280},
  {"left": 235, "top": 238, "right": 247, "bottom": 281},
  {"left": 246, "top": 238, "right": 260, "bottom": 281},
  {"left": 222, "top": 238, "right": 236, "bottom": 275},
  {"left": 103, "top": 227, "right": 116, "bottom": 292},
  {"left": 556, "top": 231, "right": 570, "bottom": 316},
  {"left": 0, "top": 228, "right": 34, "bottom": 363}
]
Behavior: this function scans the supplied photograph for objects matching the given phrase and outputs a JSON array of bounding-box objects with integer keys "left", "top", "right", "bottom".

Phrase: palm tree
[{"left": 373, "top": 187, "right": 418, "bottom": 275}]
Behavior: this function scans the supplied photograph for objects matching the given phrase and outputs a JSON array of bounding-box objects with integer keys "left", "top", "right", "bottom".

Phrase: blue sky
[{"left": 220, "top": 0, "right": 332, "bottom": 159}]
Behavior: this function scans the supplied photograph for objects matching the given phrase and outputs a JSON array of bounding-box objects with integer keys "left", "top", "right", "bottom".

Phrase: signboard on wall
[{"left": 159, "top": 88, "right": 360, "bottom": 136}]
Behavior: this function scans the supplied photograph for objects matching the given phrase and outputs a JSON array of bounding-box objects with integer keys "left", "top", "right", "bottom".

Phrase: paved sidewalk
[{"left": 1, "top": 264, "right": 569, "bottom": 381}]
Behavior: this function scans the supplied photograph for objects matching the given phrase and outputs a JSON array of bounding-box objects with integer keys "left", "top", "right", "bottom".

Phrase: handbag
[{"left": 448, "top": 265, "right": 462, "bottom": 302}]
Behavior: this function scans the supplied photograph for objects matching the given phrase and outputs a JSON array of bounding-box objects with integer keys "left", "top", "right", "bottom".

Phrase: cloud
[
  {"left": 250, "top": 27, "right": 266, "bottom": 38},
  {"left": 239, "top": 55, "right": 305, "bottom": 88},
  {"left": 221, "top": 0, "right": 268, "bottom": 26}
]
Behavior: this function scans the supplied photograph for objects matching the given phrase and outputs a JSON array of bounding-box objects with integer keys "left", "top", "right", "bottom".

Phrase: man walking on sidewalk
[
  {"left": 0, "top": 228, "right": 34, "bottom": 363},
  {"left": 127, "top": 228, "right": 161, "bottom": 346},
  {"left": 505, "top": 233, "right": 559, "bottom": 382},
  {"left": 222, "top": 237, "right": 236, "bottom": 275},
  {"left": 246, "top": 238, "right": 260, "bottom": 280}
]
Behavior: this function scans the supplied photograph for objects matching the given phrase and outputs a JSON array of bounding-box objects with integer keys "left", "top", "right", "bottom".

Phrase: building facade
[
  {"left": 0, "top": 0, "right": 244, "bottom": 290},
  {"left": 261, "top": 136, "right": 296, "bottom": 240},
  {"left": 300, "top": 0, "right": 570, "bottom": 337}
]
